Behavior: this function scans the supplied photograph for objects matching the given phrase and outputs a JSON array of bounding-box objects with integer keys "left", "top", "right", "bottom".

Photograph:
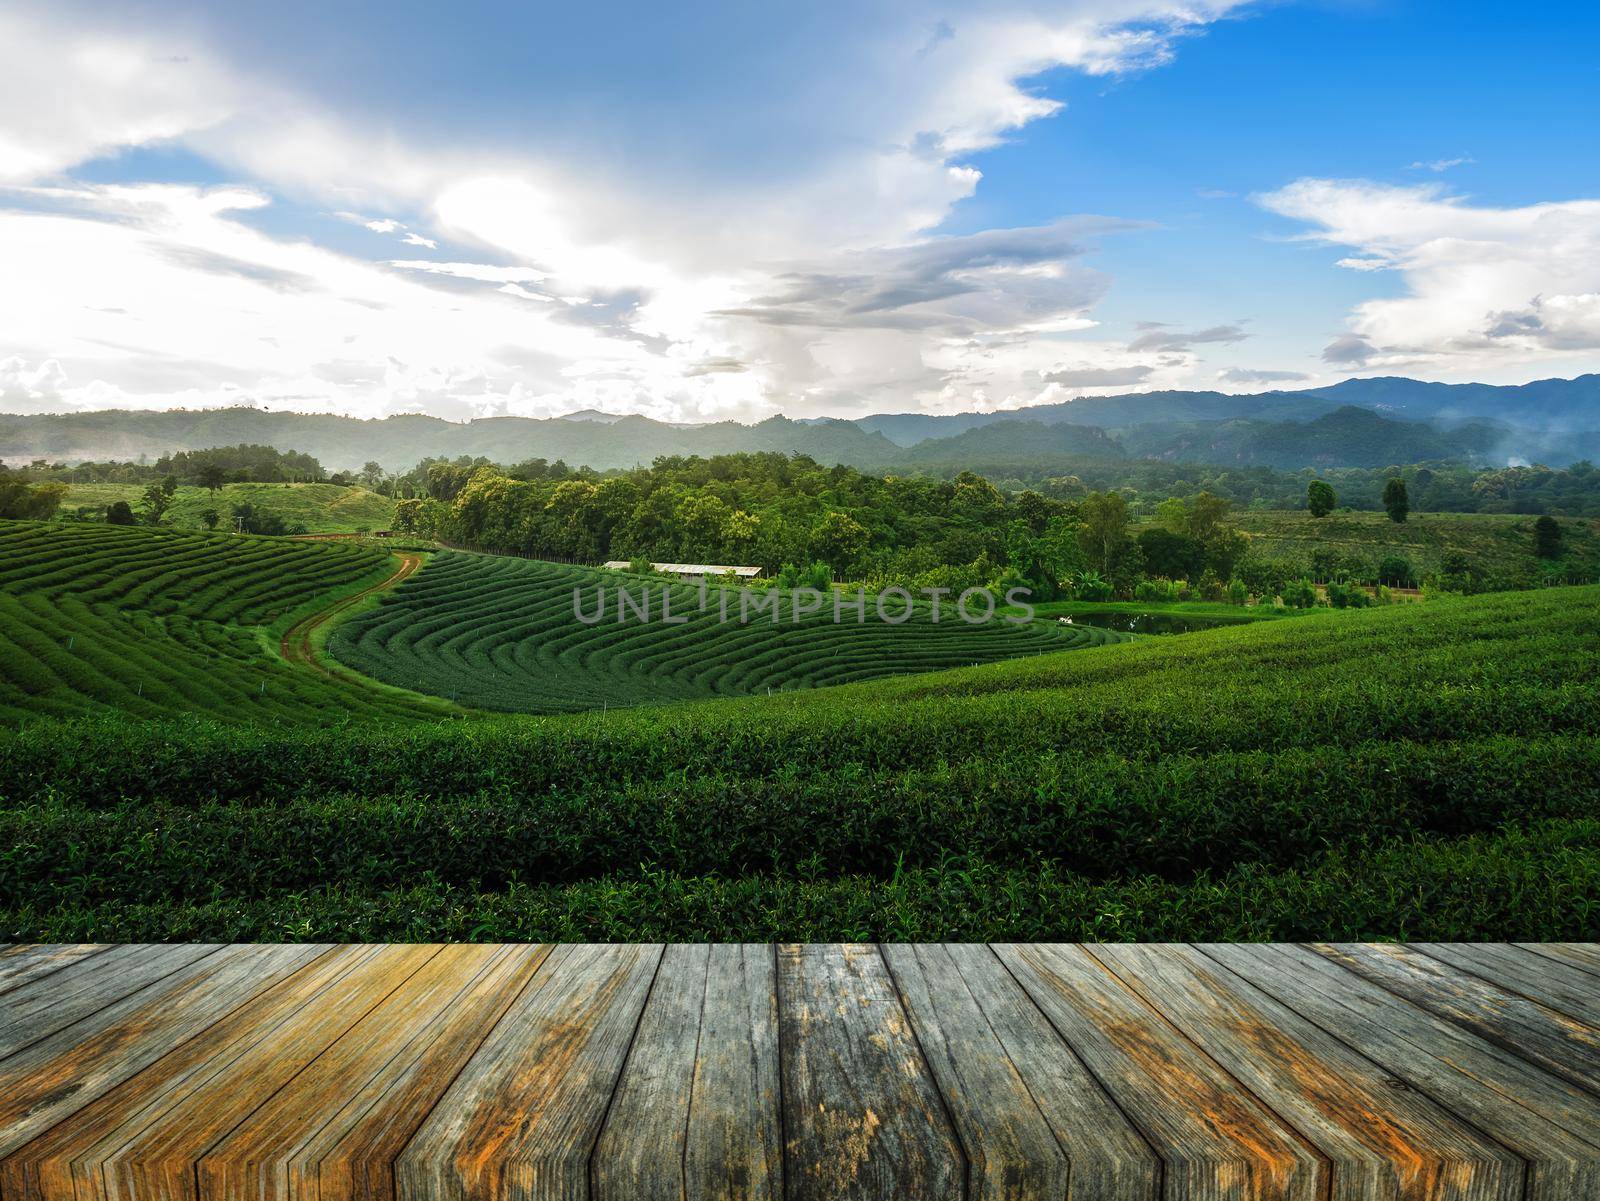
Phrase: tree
[
  {"left": 199, "top": 508, "right": 220, "bottom": 530},
  {"left": 1187, "top": 491, "right": 1231, "bottom": 542},
  {"left": 106, "top": 500, "right": 136, "bottom": 525},
  {"left": 1534, "top": 515, "right": 1563, "bottom": 559},
  {"left": 809, "top": 511, "right": 868, "bottom": 576},
  {"left": 1377, "top": 555, "right": 1416, "bottom": 587},
  {"left": 1135, "top": 527, "right": 1205, "bottom": 580},
  {"left": 1383, "top": 477, "right": 1410, "bottom": 523},
  {"left": 196, "top": 463, "right": 228, "bottom": 493},
  {"left": 360, "top": 461, "right": 387, "bottom": 491},
  {"left": 1306, "top": 479, "right": 1336, "bottom": 517},
  {"left": 140, "top": 482, "right": 171, "bottom": 525},
  {"left": 1076, "top": 491, "right": 1129, "bottom": 575}
]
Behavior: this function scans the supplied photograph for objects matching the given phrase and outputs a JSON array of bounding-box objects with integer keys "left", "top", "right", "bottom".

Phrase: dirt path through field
[{"left": 279, "top": 552, "right": 422, "bottom": 676}]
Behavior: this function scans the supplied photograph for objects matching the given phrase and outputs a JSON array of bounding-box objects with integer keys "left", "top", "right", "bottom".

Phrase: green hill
[
  {"left": 58, "top": 481, "right": 396, "bottom": 533},
  {"left": 1, "top": 583, "right": 1595, "bottom": 941},
  {"left": 1226, "top": 509, "right": 1600, "bottom": 579},
  {"left": 0, "top": 521, "right": 439, "bottom": 726},
  {"left": 328, "top": 552, "right": 1119, "bottom": 711}
]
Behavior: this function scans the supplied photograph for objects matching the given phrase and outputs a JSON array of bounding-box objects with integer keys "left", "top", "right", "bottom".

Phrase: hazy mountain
[
  {"left": 855, "top": 375, "right": 1600, "bottom": 448},
  {"left": 1120, "top": 406, "right": 1505, "bottom": 469},
  {"left": 2, "top": 374, "right": 1596, "bottom": 474}
]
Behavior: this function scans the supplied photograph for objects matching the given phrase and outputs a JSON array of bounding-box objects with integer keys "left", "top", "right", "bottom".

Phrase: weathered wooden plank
[
  {"left": 594, "top": 945, "right": 783, "bottom": 1201},
  {"left": 882, "top": 942, "right": 1068, "bottom": 1200},
  {"left": 1096, "top": 943, "right": 1524, "bottom": 1201},
  {"left": 777, "top": 943, "right": 963, "bottom": 1201},
  {"left": 1518, "top": 944, "right": 1600, "bottom": 978},
  {"left": 685, "top": 944, "right": 783, "bottom": 1201},
  {"left": 396, "top": 943, "right": 663, "bottom": 1201},
  {"left": 0, "top": 944, "right": 110, "bottom": 997},
  {"left": 995, "top": 942, "right": 1326, "bottom": 1200},
  {"left": 0, "top": 944, "right": 330, "bottom": 1172},
  {"left": 1417, "top": 944, "right": 1600, "bottom": 1026},
  {"left": 593, "top": 943, "right": 711, "bottom": 1201},
  {"left": 6, "top": 943, "right": 436, "bottom": 1201},
  {"left": 198, "top": 943, "right": 550, "bottom": 1201},
  {"left": 885, "top": 943, "right": 1161, "bottom": 1201},
  {"left": 1316, "top": 943, "right": 1600, "bottom": 1097},
  {"left": 1206, "top": 943, "right": 1600, "bottom": 1201},
  {"left": 0, "top": 942, "right": 220, "bottom": 1060}
]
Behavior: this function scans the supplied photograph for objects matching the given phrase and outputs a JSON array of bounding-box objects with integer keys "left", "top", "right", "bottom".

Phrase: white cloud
[
  {"left": 0, "top": 10, "right": 238, "bottom": 182},
  {"left": 1259, "top": 178, "right": 1600, "bottom": 372},
  {"left": 0, "top": 1, "right": 1259, "bottom": 422},
  {"left": 1408, "top": 156, "right": 1473, "bottom": 173}
]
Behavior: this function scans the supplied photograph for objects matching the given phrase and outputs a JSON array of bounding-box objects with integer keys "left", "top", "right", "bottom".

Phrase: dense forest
[{"left": 391, "top": 452, "right": 1596, "bottom": 600}]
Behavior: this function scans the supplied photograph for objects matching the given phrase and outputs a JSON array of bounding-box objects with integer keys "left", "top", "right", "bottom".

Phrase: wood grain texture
[
  {"left": 0, "top": 942, "right": 220, "bottom": 1060},
  {"left": 777, "top": 943, "right": 964, "bottom": 1201},
  {"left": 885, "top": 942, "right": 1162, "bottom": 1201},
  {"left": 1, "top": 943, "right": 1596, "bottom": 1201},
  {"left": 1315, "top": 943, "right": 1600, "bottom": 1098},
  {"left": 0, "top": 944, "right": 330, "bottom": 1171},
  {"left": 996, "top": 942, "right": 1327, "bottom": 1200},
  {"left": 593, "top": 944, "right": 782, "bottom": 1201},
  {"left": 1095, "top": 942, "right": 1523, "bottom": 1201},
  {"left": 1518, "top": 944, "right": 1600, "bottom": 978},
  {"left": 395, "top": 943, "right": 662, "bottom": 1201},
  {"left": 8, "top": 944, "right": 437, "bottom": 1201},
  {"left": 1415, "top": 944, "right": 1600, "bottom": 1027},
  {"left": 1205, "top": 943, "right": 1600, "bottom": 1201},
  {"left": 198, "top": 943, "right": 550, "bottom": 1201},
  {"left": 0, "top": 944, "right": 109, "bottom": 997}
]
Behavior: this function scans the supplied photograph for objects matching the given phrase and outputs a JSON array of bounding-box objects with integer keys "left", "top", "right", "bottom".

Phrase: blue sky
[{"left": 2, "top": 0, "right": 1598, "bottom": 421}]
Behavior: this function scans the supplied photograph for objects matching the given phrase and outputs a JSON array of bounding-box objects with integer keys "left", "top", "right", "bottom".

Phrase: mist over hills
[{"left": 2, "top": 374, "right": 1596, "bottom": 474}]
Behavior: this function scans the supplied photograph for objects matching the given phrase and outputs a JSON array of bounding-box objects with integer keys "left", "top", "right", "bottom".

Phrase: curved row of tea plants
[
  {"left": 4, "top": 584, "right": 1597, "bottom": 940},
  {"left": 329, "top": 551, "right": 1122, "bottom": 711},
  {"left": 0, "top": 520, "right": 443, "bottom": 725}
]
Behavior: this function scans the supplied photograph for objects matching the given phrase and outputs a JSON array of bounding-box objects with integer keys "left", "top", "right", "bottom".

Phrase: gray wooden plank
[
  {"left": 1095, "top": 943, "right": 1523, "bottom": 1201},
  {"left": 0, "top": 945, "right": 110, "bottom": 997},
  {"left": 593, "top": 943, "right": 711, "bottom": 1201},
  {"left": 0, "top": 943, "right": 332, "bottom": 1179},
  {"left": 685, "top": 944, "right": 782, "bottom": 1201},
  {"left": 886, "top": 943, "right": 1162, "bottom": 1201},
  {"left": 594, "top": 944, "right": 782, "bottom": 1201},
  {"left": 1317, "top": 943, "right": 1600, "bottom": 1098},
  {"left": 0, "top": 943, "right": 220, "bottom": 1060},
  {"left": 995, "top": 942, "right": 1327, "bottom": 1200},
  {"left": 883, "top": 943, "right": 1068, "bottom": 1200},
  {"left": 1205, "top": 943, "right": 1600, "bottom": 1201},
  {"left": 777, "top": 943, "right": 963, "bottom": 1201},
  {"left": 1417, "top": 945, "right": 1600, "bottom": 1026},
  {"left": 1517, "top": 945, "right": 1600, "bottom": 978},
  {"left": 395, "top": 943, "right": 663, "bottom": 1201}
]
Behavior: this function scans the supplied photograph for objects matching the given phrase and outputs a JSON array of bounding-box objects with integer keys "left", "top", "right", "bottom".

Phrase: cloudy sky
[{"left": 2, "top": 0, "right": 1598, "bottom": 422}]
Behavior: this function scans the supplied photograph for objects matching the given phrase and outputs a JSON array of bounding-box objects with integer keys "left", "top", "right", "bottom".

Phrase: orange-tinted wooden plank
[
  {"left": 198, "top": 943, "right": 550, "bottom": 1201},
  {"left": 396, "top": 943, "right": 662, "bottom": 1201},
  {"left": 0, "top": 944, "right": 329, "bottom": 1172},
  {"left": 6, "top": 944, "right": 436, "bottom": 1201},
  {"left": 996, "top": 943, "right": 1325, "bottom": 1199}
]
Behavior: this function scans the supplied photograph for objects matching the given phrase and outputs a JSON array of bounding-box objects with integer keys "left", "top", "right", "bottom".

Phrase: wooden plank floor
[{"left": 0, "top": 944, "right": 1597, "bottom": 1199}]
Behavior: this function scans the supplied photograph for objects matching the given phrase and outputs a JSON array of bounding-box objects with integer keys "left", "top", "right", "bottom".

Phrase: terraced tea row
[
  {"left": 329, "top": 552, "right": 1121, "bottom": 711},
  {"left": 0, "top": 521, "right": 440, "bottom": 725}
]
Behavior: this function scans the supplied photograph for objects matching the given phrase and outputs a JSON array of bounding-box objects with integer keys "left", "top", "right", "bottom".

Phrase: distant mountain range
[{"left": 3, "top": 374, "right": 1597, "bottom": 474}]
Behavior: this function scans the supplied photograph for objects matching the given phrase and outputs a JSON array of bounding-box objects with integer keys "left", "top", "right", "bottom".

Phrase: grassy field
[
  {"left": 1, "top": 580, "right": 1595, "bottom": 942},
  {"left": 1223, "top": 508, "right": 1600, "bottom": 578},
  {"left": 0, "top": 521, "right": 443, "bottom": 726},
  {"left": 59, "top": 481, "right": 396, "bottom": 533},
  {"left": 328, "top": 552, "right": 1123, "bottom": 711}
]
